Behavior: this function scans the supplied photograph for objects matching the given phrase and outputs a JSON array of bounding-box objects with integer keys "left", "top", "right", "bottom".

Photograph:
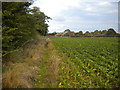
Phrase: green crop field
[{"left": 51, "top": 37, "right": 119, "bottom": 88}]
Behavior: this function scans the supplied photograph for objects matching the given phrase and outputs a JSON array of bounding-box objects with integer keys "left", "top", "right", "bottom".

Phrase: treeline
[
  {"left": 2, "top": 1, "right": 51, "bottom": 57},
  {"left": 49, "top": 28, "right": 120, "bottom": 37}
]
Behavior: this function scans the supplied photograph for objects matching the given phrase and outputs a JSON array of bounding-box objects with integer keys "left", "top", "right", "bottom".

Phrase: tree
[
  {"left": 31, "top": 7, "right": 51, "bottom": 36},
  {"left": 52, "top": 32, "right": 57, "bottom": 35},
  {"left": 64, "top": 29, "right": 71, "bottom": 33},
  {"left": 2, "top": 2, "right": 51, "bottom": 58},
  {"left": 85, "top": 31, "right": 91, "bottom": 36},
  {"left": 64, "top": 29, "right": 71, "bottom": 36},
  {"left": 79, "top": 31, "right": 83, "bottom": 36},
  {"left": 105, "top": 28, "right": 116, "bottom": 36},
  {"left": 93, "top": 30, "right": 99, "bottom": 35},
  {"left": 101, "top": 30, "right": 107, "bottom": 35},
  {"left": 48, "top": 32, "right": 57, "bottom": 36},
  {"left": 2, "top": 2, "right": 33, "bottom": 55},
  {"left": 69, "top": 31, "right": 75, "bottom": 37},
  {"left": 74, "top": 32, "right": 79, "bottom": 37},
  {"left": 79, "top": 31, "right": 83, "bottom": 35},
  {"left": 63, "top": 29, "right": 75, "bottom": 37}
]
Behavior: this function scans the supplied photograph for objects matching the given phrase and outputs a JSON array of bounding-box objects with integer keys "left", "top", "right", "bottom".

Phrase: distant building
[{"left": 55, "top": 33, "right": 64, "bottom": 37}]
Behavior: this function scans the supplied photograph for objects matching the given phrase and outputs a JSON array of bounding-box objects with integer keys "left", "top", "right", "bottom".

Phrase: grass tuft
[{"left": 2, "top": 37, "right": 46, "bottom": 88}]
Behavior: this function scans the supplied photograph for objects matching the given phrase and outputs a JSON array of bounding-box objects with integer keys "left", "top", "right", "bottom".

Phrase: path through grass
[{"left": 34, "top": 38, "right": 60, "bottom": 88}]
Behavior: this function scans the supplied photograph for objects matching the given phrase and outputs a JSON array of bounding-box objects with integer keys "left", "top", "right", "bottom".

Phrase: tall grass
[
  {"left": 2, "top": 36, "right": 47, "bottom": 88},
  {"left": 34, "top": 38, "right": 61, "bottom": 88}
]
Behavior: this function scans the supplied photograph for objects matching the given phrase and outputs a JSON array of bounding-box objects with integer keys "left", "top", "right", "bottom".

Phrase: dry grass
[
  {"left": 3, "top": 37, "right": 63, "bottom": 88},
  {"left": 47, "top": 40, "right": 61, "bottom": 87},
  {"left": 3, "top": 63, "right": 33, "bottom": 88},
  {"left": 33, "top": 38, "right": 62, "bottom": 88},
  {"left": 2, "top": 37, "right": 46, "bottom": 88}
]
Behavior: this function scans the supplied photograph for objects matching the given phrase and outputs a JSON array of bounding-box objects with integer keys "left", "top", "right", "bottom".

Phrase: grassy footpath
[
  {"left": 34, "top": 46, "right": 51, "bottom": 88},
  {"left": 34, "top": 38, "right": 60, "bottom": 88},
  {"left": 3, "top": 36, "right": 61, "bottom": 88}
]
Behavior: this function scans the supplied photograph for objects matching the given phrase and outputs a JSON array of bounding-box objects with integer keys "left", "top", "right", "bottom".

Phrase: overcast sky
[{"left": 30, "top": 0, "right": 119, "bottom": 33}]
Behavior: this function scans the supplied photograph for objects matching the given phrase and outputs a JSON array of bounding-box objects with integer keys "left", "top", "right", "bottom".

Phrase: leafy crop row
[{"left": 51, "top": 37, "right": 119, "bottom": 88}]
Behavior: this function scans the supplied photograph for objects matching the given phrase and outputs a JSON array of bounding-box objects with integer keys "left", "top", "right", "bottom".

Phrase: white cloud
[
  {"left": 30, "top": 0, "right": 118, "bottom": 33},
  {"left": 98, "top": 2, "right": 111, "bottom": 6},
  {"left": 85, "top": 7, "right": 92, "bottom": 11},
  {"left": 86, "top": 13, "right": 98, "bottom": 16},
  {"left": 84, "top": 7, "right": 96, "bottom": 12},
  {"left": 31, "top": 0, "right": 81, "bottom": 17},
  {"left": 107, "top": 10, "right": 118, "bottom": 14},
  {"left": 48, "top": 21, "right": 65, "bottom": 33}
]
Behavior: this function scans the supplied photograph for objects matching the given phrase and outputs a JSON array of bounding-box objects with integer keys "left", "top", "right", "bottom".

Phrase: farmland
[
  {"left": 51, "top": 37, "right": 119, "bottom": 88},
  {"left": 2, "top": 1, "right": 120, "bottom": 88}
]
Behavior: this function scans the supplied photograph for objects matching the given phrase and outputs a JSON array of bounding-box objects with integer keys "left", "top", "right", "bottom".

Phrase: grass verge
[
  {"left": 2, "top": 36, "right": 46, "bottom": 88},
  {"left": 34, "top": 38, "right": 60, "bottom": 88}
]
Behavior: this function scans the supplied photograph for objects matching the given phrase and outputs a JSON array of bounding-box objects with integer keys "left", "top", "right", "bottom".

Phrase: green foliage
[
  {"left": 31, "top": 7, "right": 51, "bottom": 36},
  {"left": 48, "top": 32, "right": 57, "bottom": 36},
  {"left": 105, "top": 28, "right": 116, "bottom": 36},
  {"left": 52, "top": 37, "right": 118, "bottom": 88},
  {"left": 75, "top": 31, "right": 83, "bottom": 37},
  {"left": 2, "top": 2, "right": 31, "bottom": 54},
  {"left": 2, "top": 2, "right": 51, "bottom": 58},
  {"left": 101, "top": 30, "right": 107, "bottom": 35},
  {"left": 84, "top": 29, "right": 117, "bottom": 37},
  {"left": 64, "top": 29, "right": 71, "bottom": 33},
  {"left": 62, "top": 28, "right": 117, "bottom": 37},
  {"left": 64, "top": 29, "right": 75, "bottom": 37},
  {"left": 85, "top": 31, "right": 91, "bottom": 36},
  {"left": 79, "top": 31, "right": 83, "bottom": 35},
  {"left": 93, "top": 30, "right": 99, "bottom": 35}
]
